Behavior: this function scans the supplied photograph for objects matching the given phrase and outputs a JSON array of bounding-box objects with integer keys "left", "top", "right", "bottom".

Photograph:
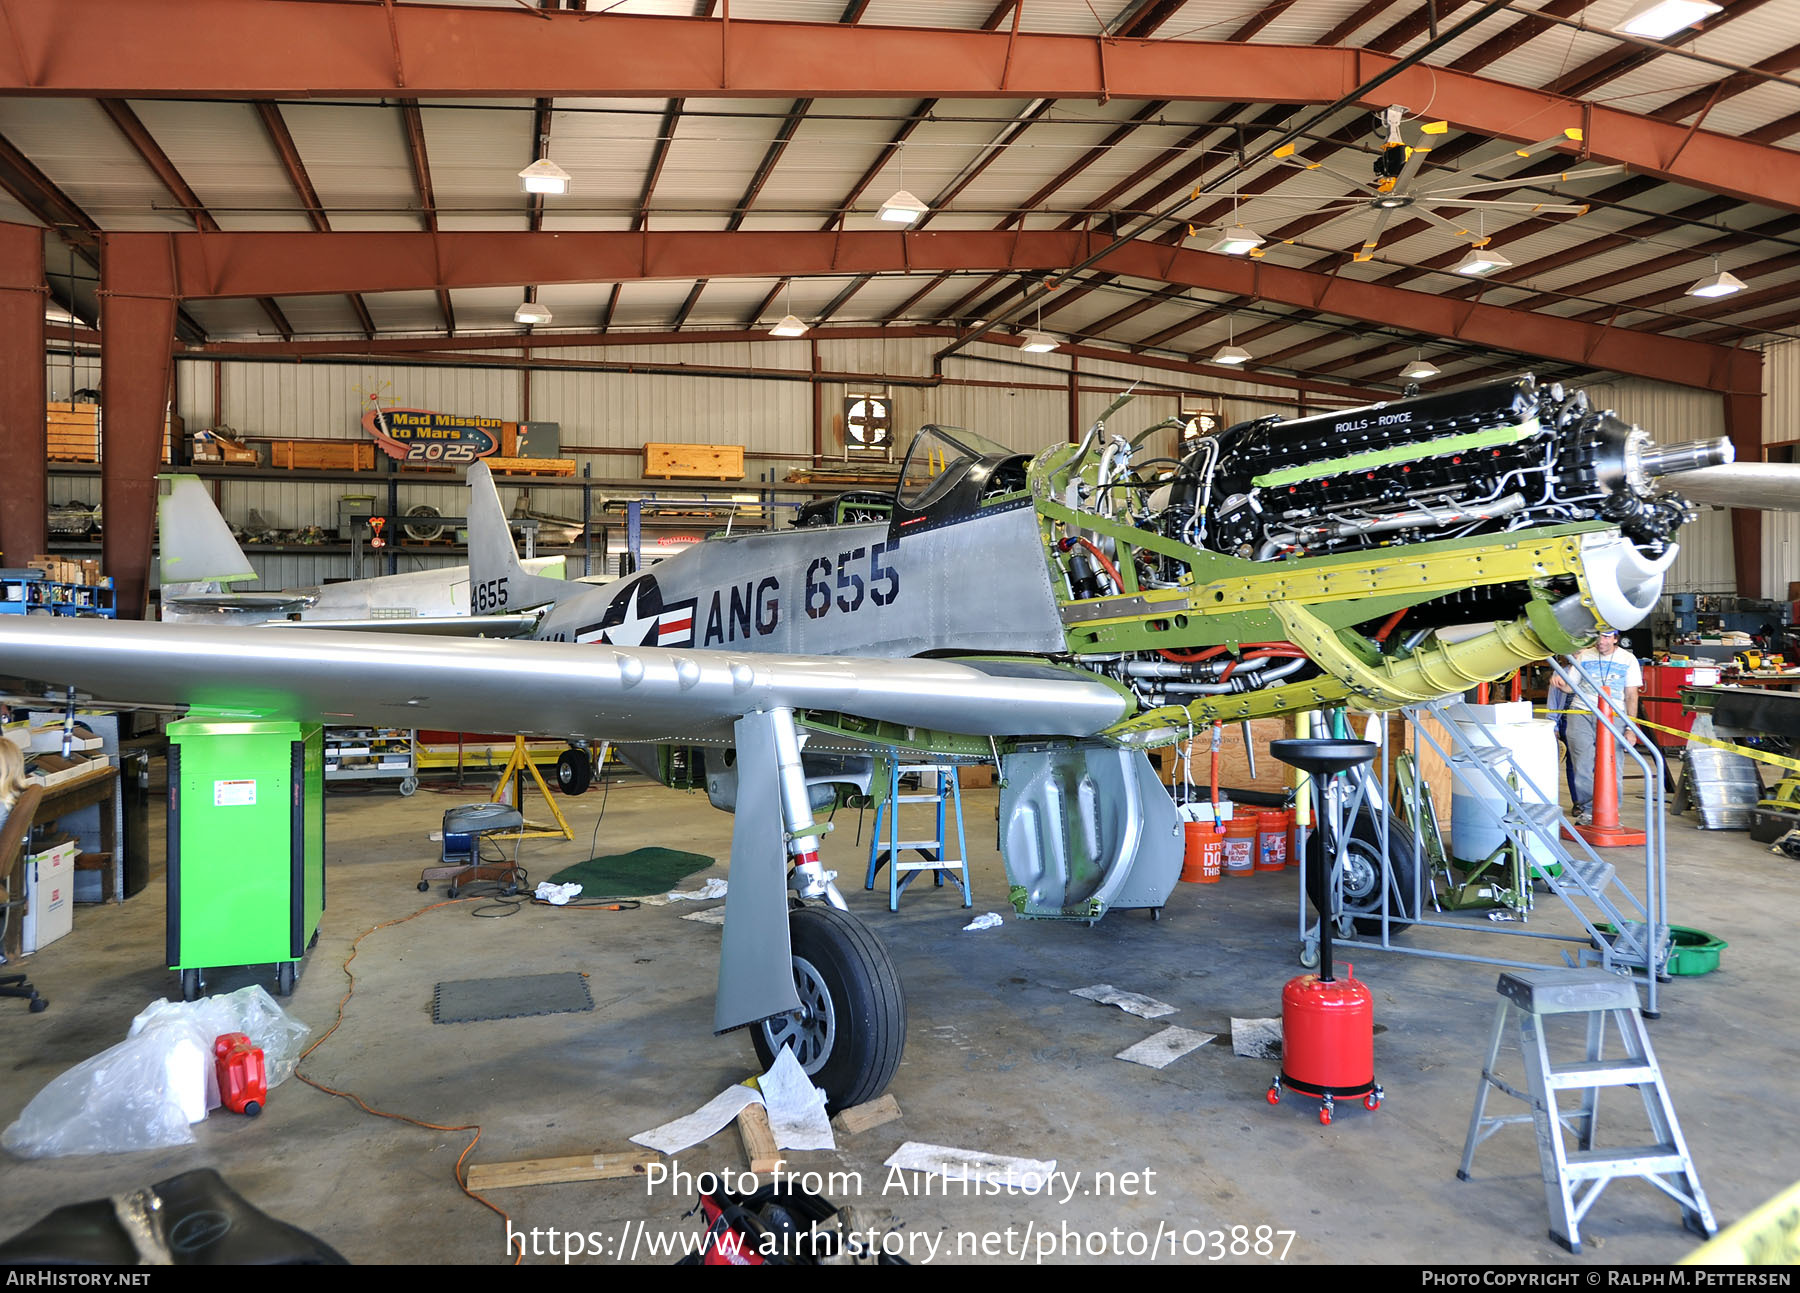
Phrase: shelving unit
[
  {"left": 45, "top": 458, "right": 834, "bottom": 582},
  {"left": 325, "top": 727, "right": 418, "bottom": 796},
  {"left": 0, "top": 569, "right": 116, "bottom": 618}
]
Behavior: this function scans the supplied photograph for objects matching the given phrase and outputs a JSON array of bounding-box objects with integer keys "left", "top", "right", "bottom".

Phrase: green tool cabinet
[{"left": 166, "top": 718, "right": 324, "bottom": 1000}]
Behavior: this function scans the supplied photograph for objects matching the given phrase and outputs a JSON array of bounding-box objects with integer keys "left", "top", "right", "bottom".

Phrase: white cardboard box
[{"left": 23, "top": 840, "right": 76, "bottom": 953}]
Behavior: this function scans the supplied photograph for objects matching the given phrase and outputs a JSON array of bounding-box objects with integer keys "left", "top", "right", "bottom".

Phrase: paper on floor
[
  {"left": 757, "top": 1048, "right": 834, "bottom": 1152},
  {"left": 884, "top": 1142, "right": 1057, "bottom": 1193},
  {"left": 681, "top": 907, "right": 726, "bottom": 926},
  {"left": 629, "top": 1084, "right": 764, "bottom": 1156},
  {"left": 629, "top": 1048, "right": 835, "bottom": 1155},
  {"left": 1070, "top": 984, "right": 1177, "bottom": 1019},
  {"left": 1230, "top": 1017, "right": 1283, "bottom": 1060},
  {"left": 667, "top": 878, "right": 728, "bottom": 901},
  {"left": 961, "top": 912, "right": 1003, "bottom": 932},
  {"left": 534, "top": 881, "right": 582, "bottom": 906},
  {"left": 1115, "top": 1026, "right": 1215, "bottom": 1069}
]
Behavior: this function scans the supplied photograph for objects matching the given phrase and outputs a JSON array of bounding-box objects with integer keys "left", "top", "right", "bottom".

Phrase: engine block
[{"left": 1165, "top": 376, "right": 1714, "bottom": 563}]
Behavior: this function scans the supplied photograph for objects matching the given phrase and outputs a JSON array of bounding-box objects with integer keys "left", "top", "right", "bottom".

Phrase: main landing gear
[{"left": 751, "top": 904, "right": 906, "bottom": 1115}]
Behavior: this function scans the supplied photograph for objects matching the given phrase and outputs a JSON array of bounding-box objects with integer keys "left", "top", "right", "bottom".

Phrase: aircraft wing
[{"left": 0, "top": 618, "right": 1127, "bottom": 744}]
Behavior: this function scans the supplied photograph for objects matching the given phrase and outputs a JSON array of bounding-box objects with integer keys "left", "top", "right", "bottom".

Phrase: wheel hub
[
  {"left": 758, "top": 954, "right": 837, "bottom": 1074},
  {"left": 1341, "top": 844, "right": 1380, "bottom": 903}
]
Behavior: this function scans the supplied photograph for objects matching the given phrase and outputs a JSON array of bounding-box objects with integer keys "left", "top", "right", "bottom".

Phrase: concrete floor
[{"left": 1, "top": 764, "right": 1794, "bottom": 1266}]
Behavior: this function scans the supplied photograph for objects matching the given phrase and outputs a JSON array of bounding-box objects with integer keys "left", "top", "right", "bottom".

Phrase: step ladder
[
  {"left": 1457, "top": 968, "right": 1716, "bottom": 1254},
  {"left": 864, "top": 761, "right": 971, "bottom": 912}
]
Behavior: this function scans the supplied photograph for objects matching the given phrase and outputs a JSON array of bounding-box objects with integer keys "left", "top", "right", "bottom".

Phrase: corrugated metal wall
[
  {"left": 1581, "top": 377, "right": 1736, "bottom": 595},
  {"left": 1760, "top": 337, "right": 1800, "bottom": 601}
]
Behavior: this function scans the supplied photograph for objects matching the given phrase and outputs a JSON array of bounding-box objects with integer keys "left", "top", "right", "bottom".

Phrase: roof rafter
[
  {"left": 96, "top": 228, "right": 1759, "bottom": 392},
  {"left": 253, "top": 101, "right": 376, "bottom": 340},
  {"left": 9, "top": 5, "right": 1800, "bottom": 212},
  {"left": 97, "top": 99, "right": 292, "bottom": 340}
]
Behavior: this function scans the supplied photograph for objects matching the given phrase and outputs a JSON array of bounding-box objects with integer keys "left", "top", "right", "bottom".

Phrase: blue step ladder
[{"left": 864, "top": 761, "right": 972, "bottom": 912}]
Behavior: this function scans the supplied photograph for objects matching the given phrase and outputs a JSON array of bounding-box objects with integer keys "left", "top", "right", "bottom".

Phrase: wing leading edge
[{"left": 0, "top": 618, "right": 1129, "bottom": 744}]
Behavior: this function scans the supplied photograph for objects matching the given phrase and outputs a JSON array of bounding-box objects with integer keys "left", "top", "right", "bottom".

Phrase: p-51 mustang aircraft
[{"left": 0, "top": 374, "right": 1740, "bottom": 1110}]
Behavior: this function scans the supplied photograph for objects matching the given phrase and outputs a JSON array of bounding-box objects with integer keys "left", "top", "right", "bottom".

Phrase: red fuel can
[
  {"left": 214, "top": 1032, "right": 268, "bottom": 1117},
  {"left": 1267, "top": 968, "right": 1381, "bottom": 1124}
]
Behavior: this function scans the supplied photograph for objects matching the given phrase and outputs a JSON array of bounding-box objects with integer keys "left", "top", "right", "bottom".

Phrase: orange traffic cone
[{"left": 1565, "top": 695, "right": 1646, "bottom": 847}]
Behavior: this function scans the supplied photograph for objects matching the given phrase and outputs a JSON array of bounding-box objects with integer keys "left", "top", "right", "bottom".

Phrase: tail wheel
[
  {"left": 750, "top": 904, "right": 906, "bottom": 1115},
  {"left": 1305, "top": 806, "right": 1420, "bottom": 935},
  {"left": 556, "top": 748, "right": 592, "bottom": 796}
]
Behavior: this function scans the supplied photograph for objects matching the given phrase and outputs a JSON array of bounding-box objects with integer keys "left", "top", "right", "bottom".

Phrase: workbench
[{"left": 1, "top": 762, "right": 121, "bottom": 961}]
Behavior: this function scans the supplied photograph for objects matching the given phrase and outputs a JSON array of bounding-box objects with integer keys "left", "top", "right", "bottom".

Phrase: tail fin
[
  {"left": 467, "top": 461, "right": 576, "bottom": 614},
  {"left": 158, "top": 475, "right": 257, "bottom": 587}
]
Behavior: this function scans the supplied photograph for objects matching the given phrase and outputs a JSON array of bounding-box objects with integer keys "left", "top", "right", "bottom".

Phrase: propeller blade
[{"left": 1670, "top": 464, "right": 1800, "bottom": 513}]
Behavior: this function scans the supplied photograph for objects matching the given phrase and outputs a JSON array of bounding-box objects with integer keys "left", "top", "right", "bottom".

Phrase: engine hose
[
  {"left": 1372, "top": 609, "right": 1408, "bottom": 643},
  {"left": 1159, "top": 645, "right": 1228, "bottom": 665},
  {"left": 1210, "top": 724, "right": 1223, "bottom": 834}
]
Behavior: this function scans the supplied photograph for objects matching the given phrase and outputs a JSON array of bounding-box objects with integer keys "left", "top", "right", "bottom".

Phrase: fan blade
[
  {"left": 1353, "top": 205, "right": 1398, "bottom": 261},
  {"left": 1389, "top": 139, "right": 1435, "bottom": 198},
  {"left": 1271, "top": 143, "right": 1384, "bottom": 196},
  {"left": 1436, "top": 199, "right": 1591, "bottom": 214},
  {"left": 1411, "top": 206, "right": 1477, "bottom": 240},
  {"left": 1668, "top": 464, "right": 1800, "bottom": 513},
  {"left": 1513, "top": 126, "right": 1586, "bottom": 160}
]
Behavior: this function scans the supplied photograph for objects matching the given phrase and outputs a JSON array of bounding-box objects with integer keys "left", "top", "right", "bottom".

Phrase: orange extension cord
[{"left": 294, "top": 895, "right": 638, "bottom": 1263}]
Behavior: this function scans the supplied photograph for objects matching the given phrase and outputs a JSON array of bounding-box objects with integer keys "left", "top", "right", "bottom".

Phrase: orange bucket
[
  {"left": 1181, "top": 821, "right": 1223, "bottom": 883},
  {"left": 1255, "top": 810, "right": 1291, "bottom": 872},
  {"left": 1223, "top": 815, "right": 1258, "bottom": 878}
]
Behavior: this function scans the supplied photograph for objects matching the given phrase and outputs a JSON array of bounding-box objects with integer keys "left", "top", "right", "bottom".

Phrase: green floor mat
[{"left": 547, "top": 846, "right": 714, "bottom": 896}]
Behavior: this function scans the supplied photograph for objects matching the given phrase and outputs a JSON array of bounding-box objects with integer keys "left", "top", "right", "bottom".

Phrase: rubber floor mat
[
  {"left": 433, "top": 971, "right": 594, "bottom": 1024},
  {"left": 546, "top": 846, "right": 713, "bottom": 896}
]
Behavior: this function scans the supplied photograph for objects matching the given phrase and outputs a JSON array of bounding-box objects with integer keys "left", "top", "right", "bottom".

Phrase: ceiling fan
[{"left": 1270, "top": 105, "right": 1627, "bottom": 263}]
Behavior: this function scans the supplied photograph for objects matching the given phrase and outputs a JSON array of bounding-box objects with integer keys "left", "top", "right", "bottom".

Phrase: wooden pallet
[{"left": 785, "top": 468, "right": 902, "bottom": 487}]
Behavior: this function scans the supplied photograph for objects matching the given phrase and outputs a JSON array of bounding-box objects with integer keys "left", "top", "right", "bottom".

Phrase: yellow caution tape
[
  {"left": 1535, "top": 706, "right": 1800, "bottom": 777},
  {"left": 1632, "top": 716, "right": 1800, "bottom": 778},
  {"left": 1680, "top": 1177, "right": 1800, "bottom": 1264}
]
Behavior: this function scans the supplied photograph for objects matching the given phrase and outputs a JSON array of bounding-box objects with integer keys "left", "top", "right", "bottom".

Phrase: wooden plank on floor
[
  {"left": 832, "top": 1093, "right": 901, "bottom": 1136},
  {"left": 737, "top": 1103, "right": 783, "bottom": 1175},
  {"left": 465, "top": 1150, "right": 659, "bottom": 1191}
]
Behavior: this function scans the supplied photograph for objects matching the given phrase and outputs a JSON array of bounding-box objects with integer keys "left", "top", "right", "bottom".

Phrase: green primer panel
[
  {"left": 167, "top": 718, "right": 324, "bottom": 972},
  {"left": 1251, "top": 419, "right": 1540, "bottom": 488}
]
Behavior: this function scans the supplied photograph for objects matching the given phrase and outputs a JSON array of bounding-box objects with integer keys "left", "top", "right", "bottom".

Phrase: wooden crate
[
  {"left": 267, "top": 440, "right": 377, "bottom": 471},
  {"left": 46, "top": 402, "right": 100, "bottom": 461},
  {"left": 45, "top": 403, "right": 176, "bottom": 463},
  {"left": 486, "top": 456, "right": 575, "bottom": 477},
  {"left": 644, "top": 442, "right": 746, "bottom": 480}
]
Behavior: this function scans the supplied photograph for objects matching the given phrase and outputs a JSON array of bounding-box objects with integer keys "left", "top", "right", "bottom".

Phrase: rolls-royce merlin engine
[
  {"left": 1160, "top": 375, "right": 1728, "bottom": 563},
  {"left": 1031, "top": 372, "right": 1736, "bottom": 729}
]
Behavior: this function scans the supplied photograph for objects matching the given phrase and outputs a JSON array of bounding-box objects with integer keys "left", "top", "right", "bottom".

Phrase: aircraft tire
[
  {"left": 1304, "top": 807, "right": 1419, "bottom": 936},
  {"left": 556, "top": 748, "right": 592, "bottom": 796},
  {"left": 750, "top": 904, "right": 906, "bottom": 1115}
]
